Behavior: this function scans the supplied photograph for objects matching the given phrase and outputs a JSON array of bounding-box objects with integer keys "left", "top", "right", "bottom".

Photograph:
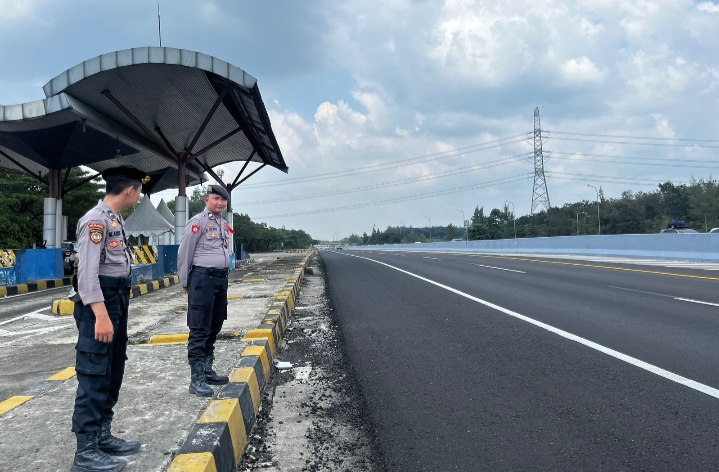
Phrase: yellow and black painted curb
[
  {"left": 167, "top": 252, "right": 314, "bottom": 472},
  {"left": 129, "top": 245, "right": 158, "bottom": 265},
  {"left": 51, "top": 275, "right": 180, "bottom": 316},
  {"left": 0, "top": 277, "right": 72, "bottom": 298},
  {"left": 0, "top": 367, "right": 76, "bottom": 417}
]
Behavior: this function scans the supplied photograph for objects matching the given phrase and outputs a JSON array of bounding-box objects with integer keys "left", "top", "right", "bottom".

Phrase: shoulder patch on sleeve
[
  {"left": 89, "top": 229, "right": 103, "bottom": 244},
  {"left": 192, "top": 225, "right": 201, "bottom": 235},
  {"left": 88, "top": 222, "right": 105, "bottom": 230}
]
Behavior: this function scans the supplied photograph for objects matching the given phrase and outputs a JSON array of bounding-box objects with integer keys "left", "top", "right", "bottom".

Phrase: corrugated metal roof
[
  {"left": 0, "top": 46, "right": 286, "bottom": 187},
  {"left": 43, "top": 47, "right": 287, "bottom": 173}
]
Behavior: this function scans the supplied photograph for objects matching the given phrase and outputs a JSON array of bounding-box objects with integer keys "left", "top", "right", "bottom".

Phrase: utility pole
[
  {"left": 531, "top": 107, "right": 550, "bottom": 214},
  {"left": 505, "top": 201, "right": 516, "bottom": 239},
  {"left": 457, "top": 210, "right": 467, "bottom": 245},
  {"left": 400, "top": 221, "right": 405, "bottom": 240},
  {"left": 576, "top": 212, "right": 581, "bottom": 235},
  {"left": 424, "top": 217, "right": 431, "bottom": 243},
  {"left": 587, "top": 185, "right": 600, "bottom": 235}
]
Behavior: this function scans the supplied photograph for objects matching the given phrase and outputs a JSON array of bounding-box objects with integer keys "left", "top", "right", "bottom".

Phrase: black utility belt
[
  {"left": 98, "top": 275, "right": 132, "bottom": 288},
  {"left": 191, "top": 265, "right": 229, "bottom": 278}
]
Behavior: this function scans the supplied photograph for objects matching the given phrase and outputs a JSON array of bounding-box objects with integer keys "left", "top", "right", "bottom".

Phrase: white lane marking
[
  {"left": 0, "top": 324, "right": 72, "bottom": 337},
  {"left": 343, "top": 252, "right": 719, "bottom": 400},
  {"left": 456, "top": 261, "right": 526, "bottom": 274},
  {"left": 422, "top": 256, "right": 432, "bottom": 259},
  {"left": 610, "top": 286, "right": 719, "bottom": 307},
  {"left": 674, "top": 297, "right": 719, "bottom": 307},
  {"left": 608, "top": 286, "right": 675, "bottom": 299},
  {"left": 0, "top": 308, "right": 48, "bottom": 326}
]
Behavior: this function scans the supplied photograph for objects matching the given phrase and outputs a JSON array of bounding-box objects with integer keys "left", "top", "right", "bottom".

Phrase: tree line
[
  {"left": 342, "top": 178, "right": 719, "bottom": 245},
  {"left": 0, "top": 170, "right": 318, "bottom": 251}
]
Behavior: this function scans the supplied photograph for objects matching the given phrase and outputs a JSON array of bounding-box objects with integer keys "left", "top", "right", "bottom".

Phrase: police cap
[
  {"left": 101, "top": 165, "right": 150, "bottom": 184},
  {"left": 207, "top": 184, "right": 229, "bottom": 200}
]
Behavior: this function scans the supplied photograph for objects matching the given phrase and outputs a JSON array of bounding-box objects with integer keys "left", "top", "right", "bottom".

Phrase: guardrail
[{"left": 348, "top": 234, "right": 719, "bottom": 261}]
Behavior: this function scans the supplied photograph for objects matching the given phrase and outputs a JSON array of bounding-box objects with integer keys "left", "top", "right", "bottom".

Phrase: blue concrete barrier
[
  {"left": 350, "top": 234, "right": 719, "bottom": 261},
  {"left": 0, "top": 249, "right": 63, "bottom": 286}
]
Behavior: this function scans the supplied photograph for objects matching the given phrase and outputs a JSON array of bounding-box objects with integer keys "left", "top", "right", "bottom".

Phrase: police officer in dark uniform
[
  {"left": 71, "top": 166, "right": 149, "bottom": 472},
  {"left": 177, "top": 185, "right": 231, "bottom": 397}
]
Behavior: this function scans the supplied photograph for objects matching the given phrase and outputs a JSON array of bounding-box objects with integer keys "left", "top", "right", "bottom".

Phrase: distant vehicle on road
[
  {"left": 451, "top": 238, "right": 463, "bottom": 242},
  {"left": 335, "top": 246, "right": 343, "bottom": 250},
  {"left": 61, "top": 241, "right": 77, "bottom": 274},
  {"left": 660, "top": 219, "right": 698, "bottom": 234},
  {"left": 710, "top": 228, "right": 719, "bottom": 234}
]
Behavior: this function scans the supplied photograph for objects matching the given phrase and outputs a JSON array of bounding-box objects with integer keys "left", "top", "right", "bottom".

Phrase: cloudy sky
[{"left": 2, "top": 0, "right": 719, "bottom": 240}]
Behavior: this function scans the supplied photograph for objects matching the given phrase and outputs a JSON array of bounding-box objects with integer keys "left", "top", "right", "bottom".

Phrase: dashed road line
[
  {"left": 456, "top": 261, "right": 526, "bottom": 274},
  {"left": 674, "top": 298, "right": 719, "bottom": 307}
]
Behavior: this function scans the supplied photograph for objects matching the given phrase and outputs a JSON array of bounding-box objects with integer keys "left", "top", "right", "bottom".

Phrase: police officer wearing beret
[
  {"left": 71, "top": 166, "right": 148, "bottom": 472},
  {"left": 177, "top": 184, "right": 232, "bottom": 397}
]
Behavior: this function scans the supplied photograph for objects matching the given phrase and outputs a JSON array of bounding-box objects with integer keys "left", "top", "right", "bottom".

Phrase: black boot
[
  {"left": 204, "top": 356, "right": 229, "bottom": 385},
  {"left": 71, "top": 431, "right": 127, "bottom": 472},
  {"left": 98, "top": 420, "right": 141, "bottom": 456},
  {"left": 189, "top": 360, "right": 214, "bottom": 397}
]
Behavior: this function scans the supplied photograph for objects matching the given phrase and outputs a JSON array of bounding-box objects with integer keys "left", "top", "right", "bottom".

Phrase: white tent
[
  {"left": 156, "top": 198, "right": 175, "bottom": 226},
  {"left": 124, "top": 196, "right": 174, "bottom": 245}
]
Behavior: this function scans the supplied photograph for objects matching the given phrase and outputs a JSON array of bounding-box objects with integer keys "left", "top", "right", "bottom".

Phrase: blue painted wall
[
  {"left": 0, "top": 249, "right": 63, "bottom": 287},
  {"left": 23, "top": 249, "right": 63, "bottom": 281}
]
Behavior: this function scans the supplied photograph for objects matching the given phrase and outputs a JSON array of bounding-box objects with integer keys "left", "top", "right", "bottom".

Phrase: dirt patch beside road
[{"left": 240, "top": 256, "right": 383, "bottom": 471}]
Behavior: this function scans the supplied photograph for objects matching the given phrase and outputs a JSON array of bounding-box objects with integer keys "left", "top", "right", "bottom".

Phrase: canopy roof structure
[
  {"left": 156, "top": 198, "right": 175, "bottom": 225},
  {"left": 0, "top": 46, "right": 288, "bottom": 198},
  {"left": 124, "top": 195, "right": 174, "bottom": 238}
]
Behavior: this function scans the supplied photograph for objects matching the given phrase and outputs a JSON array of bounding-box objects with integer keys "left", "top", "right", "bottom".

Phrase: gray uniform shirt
[
  {"left": 177, "top": 208, "right": 231, "bottom": 287},
  {"left": 76, "top": 200, "right": 131, "bottom": 304}
]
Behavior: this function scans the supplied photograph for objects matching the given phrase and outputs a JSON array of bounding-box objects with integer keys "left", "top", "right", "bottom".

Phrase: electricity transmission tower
[{"left": 531, "top": 107, "right": 550, "bottom": 214}]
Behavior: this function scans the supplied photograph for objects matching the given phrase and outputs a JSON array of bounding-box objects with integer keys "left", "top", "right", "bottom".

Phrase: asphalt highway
[{"left": 321, "top": 250, "right": 719, "bottom": 471}]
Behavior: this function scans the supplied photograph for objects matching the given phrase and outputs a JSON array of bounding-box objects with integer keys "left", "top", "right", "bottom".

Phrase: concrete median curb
[
  {"left": 50, "top": 275, "right": 181, "bottom": 316},
  {"left": 166, "top": 252, "right": 314, "bottom": 472},
  {"left": 0, "top": 277, "right": 72, "bottom": 298}
]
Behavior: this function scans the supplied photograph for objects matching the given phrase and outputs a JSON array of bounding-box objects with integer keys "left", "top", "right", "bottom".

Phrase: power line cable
[
  {"left": 243, "top": 153, "right": 529, "bottom": 206},
  {"left": 548, "top": 137, "right": 719, "bottom": 149},
  {"left": 236, "top": 134, "right": 527, "bottom": 189},
  {"left": 254, "top": 174, "right": 529, "bottom": 219},
  {"left": 547, "top": 131, "right": 719, "bottom": 143}
]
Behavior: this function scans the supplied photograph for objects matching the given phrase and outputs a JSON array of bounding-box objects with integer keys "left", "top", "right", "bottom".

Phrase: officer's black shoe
[
  {"left": 189, "top": 360, "right": 214, "bottom": 397},
  {"left": 204, "top": 356, "right": 229, "bottom": 385},
  {"left": 72, "top": 431, "right": 127, "bottom": 472},
  {"left": 98, "top": 420, "right": 141, "bottom": 456}
]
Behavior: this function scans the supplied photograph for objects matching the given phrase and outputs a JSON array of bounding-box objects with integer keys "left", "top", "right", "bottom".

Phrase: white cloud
[
  {"left": 0, "top": 0, "right": 40, "bottom": 20},
  {"left": 697, "top": 2, "right": 719, "bottom": 13},
  {"left": 560, "top": 56, "right": 608, "bottom": 82}
]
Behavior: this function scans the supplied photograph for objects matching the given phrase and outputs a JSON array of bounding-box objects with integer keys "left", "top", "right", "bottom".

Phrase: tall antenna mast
[{"left": 157, "top": 1, "right": 162, "bottom": 47}]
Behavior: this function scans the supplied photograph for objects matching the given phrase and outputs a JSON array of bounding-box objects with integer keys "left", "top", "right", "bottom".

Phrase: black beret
[
  {"left": 207, "top": 184, "right": 229, "bottom": 200},
  {"left": 102, "top": 165, "right": 150, "bottom": 184}
]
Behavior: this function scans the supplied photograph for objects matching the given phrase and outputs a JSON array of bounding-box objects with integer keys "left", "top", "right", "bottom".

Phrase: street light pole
[
  {"left": 457, "top": 210, "right": 466, "bottom": 245},
  {"left": 400, "top": 221, "right": 405, "bottom": 241},
  {"left": 587, "top": 185, "right": 600, "bottom": 235},
  {"left": 424, "top": 217, "right": 431, "bottom": 243},
  {"left": 505, "top": 201, "right": 516, "bottom": 239}
]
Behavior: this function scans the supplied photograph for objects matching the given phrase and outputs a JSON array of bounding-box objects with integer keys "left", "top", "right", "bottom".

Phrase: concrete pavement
[{"left": 0, "top": 253, "right": 311, "bottom": 472}]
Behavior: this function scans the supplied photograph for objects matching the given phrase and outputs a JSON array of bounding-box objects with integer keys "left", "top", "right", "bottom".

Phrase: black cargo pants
[
  {"left": 186, "top": 266, "right": 228, "bottom": 362},
  {"left": 71, "top": 276, "right": 131, "bottom": 433}
]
